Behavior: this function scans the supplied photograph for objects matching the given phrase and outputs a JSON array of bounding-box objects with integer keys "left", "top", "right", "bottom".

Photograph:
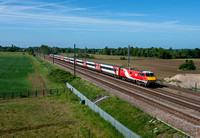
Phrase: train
[{"left": 49, "top": 54, "right": 157, "bottom": 86}]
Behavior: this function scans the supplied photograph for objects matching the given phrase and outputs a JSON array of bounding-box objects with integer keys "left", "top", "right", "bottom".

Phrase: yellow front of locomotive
[{"left": 143, "top": 71, "right": 157, "bottom": 85}]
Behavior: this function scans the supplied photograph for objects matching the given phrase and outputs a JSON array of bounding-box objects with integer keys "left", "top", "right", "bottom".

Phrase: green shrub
[
  {"left": 120, "top": 57, "right": 126, "bottom": 60},
  {"left": 77, "top": 53, "right": 95, "bottom": 59},
  {"left": 29, "top": 49, "right": 35, "bottom": 56},
  {"left": 178, "top": 60, "right": 196, "bottom": 70}
]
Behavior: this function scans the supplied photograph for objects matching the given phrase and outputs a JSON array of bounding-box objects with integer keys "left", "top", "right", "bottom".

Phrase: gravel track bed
[
  {"left": 42, "top": 55, "right": 200, "bottom": 137},
  {"left": 158, "top": 82, "right": 200, "bottom": 97}
]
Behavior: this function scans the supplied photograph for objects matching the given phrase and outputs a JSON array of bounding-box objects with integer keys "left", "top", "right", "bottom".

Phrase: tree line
[
  {"left": 1, "top": 45, "right": 200, "bottom": 59},
  {"left": 0, "top": 45, "right": 23, "bottom": 52},
  {"left": 97, "top": 46, "right": 200, "bottom": 59}
]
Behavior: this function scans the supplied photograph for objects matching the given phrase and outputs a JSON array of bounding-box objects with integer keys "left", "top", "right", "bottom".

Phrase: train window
[
  {"left": 77, "top": 61, "right": 83, "bottom": 64},
  {"left": 130, "top": 72, "right": 132, "bottom": 74},
  {"left": 146, "top": 73, "right": 154, "bottom": 77},
  {"left": 87, "top": 63, "right": 96, "bottom": 66},
  {"left": 100, "top": 66, "right": 116, "bottom": 71},
  {"left": 139, "top": 73, "right": 145, "bottom": 76}
]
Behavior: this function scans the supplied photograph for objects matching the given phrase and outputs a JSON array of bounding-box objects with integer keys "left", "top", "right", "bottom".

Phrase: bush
[
  {"left": 178, "top": 60, "right": 196, "bottom": 70},
  {"left": 120, "top": 57, "right": 126, "bottom": 60},
  {"left": 29, "top": 50, "right": 35, "bottom": 56},
  {"left": 48, "top": 69, "right": 75, "bottom": 83},
  {"left": 77, "top": 53, "right": 95, "bottom": 59}
]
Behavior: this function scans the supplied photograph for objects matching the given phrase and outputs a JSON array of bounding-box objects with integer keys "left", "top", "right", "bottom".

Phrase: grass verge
[{"left": 0, "top": 92, "right": 122, "bottom": 137}]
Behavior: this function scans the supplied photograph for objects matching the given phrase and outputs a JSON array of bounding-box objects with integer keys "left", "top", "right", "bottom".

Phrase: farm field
[
  {"left": 0, "top": 52, "right": 37, "bottom": 95},
  {"left": 59, "top": 53, "right": 200, "bottom": 80}
]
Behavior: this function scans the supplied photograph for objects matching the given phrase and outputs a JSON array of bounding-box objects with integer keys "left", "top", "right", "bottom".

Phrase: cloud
[
  {"left": 102, "top": 12, "right": 149, "bottom": 17},
  {"left": 0, "top": 0, "right": 200, "bottom": 32}
]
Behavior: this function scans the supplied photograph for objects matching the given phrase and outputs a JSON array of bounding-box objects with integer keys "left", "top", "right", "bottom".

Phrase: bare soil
[{"left": 164, "top": 74, "right": 200, "bottom": 89}]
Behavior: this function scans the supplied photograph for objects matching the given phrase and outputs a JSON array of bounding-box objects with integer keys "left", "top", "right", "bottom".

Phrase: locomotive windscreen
[{"left": 146, "top": 73, "right": 155, "bottom": 77}]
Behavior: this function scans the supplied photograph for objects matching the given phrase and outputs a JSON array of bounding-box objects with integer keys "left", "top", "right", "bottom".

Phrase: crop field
[
  {"left": 0, "top": 52, "right": 39, "bottom": 96},
  {"left": 60, "top": 53, "right": 200, "bottom": 80}
]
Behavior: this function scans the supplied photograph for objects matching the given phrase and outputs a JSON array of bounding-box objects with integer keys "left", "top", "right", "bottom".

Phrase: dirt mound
[{"left": 164, "top": 74, "right": 200, "bottom": 89}]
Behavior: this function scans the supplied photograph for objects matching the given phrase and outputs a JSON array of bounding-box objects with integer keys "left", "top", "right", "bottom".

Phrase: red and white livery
[{"left": 50, "top": 54, "right": 156, "bottom": 86}]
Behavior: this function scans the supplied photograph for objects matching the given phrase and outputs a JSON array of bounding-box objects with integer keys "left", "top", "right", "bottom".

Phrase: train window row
[
  {"left": 54, "top": 56, "right": 116, "bottom": 72},
  {"left": 100, "top": 66, "right": 116, "bottom": 71},
  {"left": 86, "top": 63, "right": 96, "bottom": 66},
  {"left": 77, "top": 61, "right": 84, "bottom": 64}
]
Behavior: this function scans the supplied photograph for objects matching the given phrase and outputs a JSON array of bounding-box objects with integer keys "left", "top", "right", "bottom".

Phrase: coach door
[
  {"left": 117, "top": 68, "right": 120, "bottom": 76},
  {"left": 139, "top": 73, "right": 145, "bottom": 80},
  {"left": 96, "top": 63, "right": 100, "bottom": 70}
]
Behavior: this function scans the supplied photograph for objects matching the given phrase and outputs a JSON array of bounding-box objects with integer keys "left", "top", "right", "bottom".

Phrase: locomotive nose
[{"left": 147, "top": 77, "right": 156, "bottom": 81}]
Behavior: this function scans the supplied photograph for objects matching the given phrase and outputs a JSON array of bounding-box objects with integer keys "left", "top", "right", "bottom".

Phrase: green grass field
[
  {"left": 0, "top": 56, "right": 34, "bottom": 92},
  {"left": 0, "top": 53, "right": 34, "bottom": 94}
]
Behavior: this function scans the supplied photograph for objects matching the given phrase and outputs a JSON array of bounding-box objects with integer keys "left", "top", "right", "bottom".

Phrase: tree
[
  {"left": 157, "top": 48, "right": 172, "bottom": 59},
  {"left": 40, "top": 45, "right": 52, "bottom": 55},
  {"left": 193, "top": 48, "right": 200, "bottom": 58},
  {"left": 103, "top": 46, "right": 110, "bottom": 55},
  {"left": 178, "top": 60, "right": 196, "bottom": 70}
]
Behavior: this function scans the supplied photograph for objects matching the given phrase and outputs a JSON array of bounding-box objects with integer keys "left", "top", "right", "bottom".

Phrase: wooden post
[
  {"left": 53, "top": 47, "right": 54, "bottom": 64},
  {"left": 44, "top": 48, "right": 45, "bottom": 60},
  {"left": 195, "top": 83, "right": 197, "bottom": 91},
  {"left": 43, "top": 90, "right": 45, "bottom": 96},
  {"left": 197, "top": 126, "right": 200, "bottom": 138},
  {"left": 128, "top": 45, "right": 130, "bottom": 68},
  {"left": 85, "top": 46, "right": 86, "bottom": 60},
  {"left": 50, "top": 89, "right": 52, "bottom": 95},
  {"left": 74, "top": 44, "right": 76, "bottom": 76},
  {"left": 36, "top": 90, "right": 37, "bottom": 97}
]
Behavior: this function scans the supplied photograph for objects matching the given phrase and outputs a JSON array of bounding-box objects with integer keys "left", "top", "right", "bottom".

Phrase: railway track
[
  {"left": 157, "top": 82, "right": 200, "bottom": 96},
  {"left": 40, "top": 55, "right": 200, "bottom": 126}
]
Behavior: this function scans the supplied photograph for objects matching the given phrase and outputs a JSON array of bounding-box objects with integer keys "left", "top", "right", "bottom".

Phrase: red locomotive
[{"left": 50, "top": 54, "right": 156, "bottom": 86}]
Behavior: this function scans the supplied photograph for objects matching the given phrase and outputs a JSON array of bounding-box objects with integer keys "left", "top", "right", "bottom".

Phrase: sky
[{"left": 0, "top": 0, "right": 200, "bottom": 49}]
